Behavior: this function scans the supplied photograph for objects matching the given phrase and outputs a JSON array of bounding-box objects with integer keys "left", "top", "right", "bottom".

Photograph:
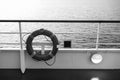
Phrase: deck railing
[
  {"left": 0, "top": 20, "right": 120, "bottom": 73},
  {"left": 0, "top": 20, "right": 120, "bottom": 51}
]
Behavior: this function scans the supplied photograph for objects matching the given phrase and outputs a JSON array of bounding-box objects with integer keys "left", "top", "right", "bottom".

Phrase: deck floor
[{"left": 0, "top": 69, "right": 120, "bottom": 80}]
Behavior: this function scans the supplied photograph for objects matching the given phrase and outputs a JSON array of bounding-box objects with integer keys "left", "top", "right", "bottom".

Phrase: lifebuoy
[{"left": 26, "top": 29, "right": 59, "bottom": 61}]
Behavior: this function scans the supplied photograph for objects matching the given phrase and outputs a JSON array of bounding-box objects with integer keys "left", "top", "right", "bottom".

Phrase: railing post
[
  {"left": 19, "top": 22, "right": 26, "bottom": 73},
  {"left": 96, "top": 22, "right": 101, "bottom": 50}
]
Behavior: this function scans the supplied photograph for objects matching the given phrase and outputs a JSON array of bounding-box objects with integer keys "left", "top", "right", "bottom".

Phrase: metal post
[
  {"left": 19, "top": 22, "right": 26, "bottom": 73},
  {"left": 96, "top": 23, "right": 101, "bottom": 50}
]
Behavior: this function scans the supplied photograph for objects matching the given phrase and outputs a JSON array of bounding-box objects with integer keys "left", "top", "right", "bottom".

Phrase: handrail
[
  {"left": 0, "top": 32, "right": 120, "bottom": 35},
  {"left": 0, "top": 20, "right": 120, "bottom": 23}
]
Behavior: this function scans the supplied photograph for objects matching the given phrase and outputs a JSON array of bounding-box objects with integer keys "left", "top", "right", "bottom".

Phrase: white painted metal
[
  {"left": 0, "top": 32, "right": 120, "bottom": 35},
  {"left": 19, "top": 22, "right": 26, "bottom": 73},
  {"left": 1, "top": 42, "right": 120, "bottom": 46},
  {"left": 0, "top": 48, "right": 120, "bottom": 52},
  {"left": 96, "top": 23, "right": 100, "bottom": 49},
  {"left": 0, "top": 21, "right": 120, "bottom": 73}
]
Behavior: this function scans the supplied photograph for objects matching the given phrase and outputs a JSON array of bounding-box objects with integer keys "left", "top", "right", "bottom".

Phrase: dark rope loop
[{"left": 26, "top": 29, "right": 59, "bottom": 61}]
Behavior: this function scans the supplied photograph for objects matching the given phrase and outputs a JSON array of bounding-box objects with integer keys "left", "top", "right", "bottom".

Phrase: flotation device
[{"left": 26, "top": 29, "right": 59, "bottom": 61}]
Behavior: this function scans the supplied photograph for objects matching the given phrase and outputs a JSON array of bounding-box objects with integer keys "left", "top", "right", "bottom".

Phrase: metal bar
[
  {"left": 96, "top": 23, "right": 100, "bottom": 49},
  {"left": 0, "top": 20, "right": 119, "bottom": 23},
  {"left": 62, "top": 43, "right": 120, "bottom": 45},
  {"left": 0, "top": 43, "right": 20, "bottom": 45},
  {"left": 1, "top": 31, "right": 120, "bottom": 35},
  {"left": 0, "top": 48, "right": 120, "bottom": 52},
  {"left": 1, "top": 42, "right": 120, "bottom": 45},
  {"left": 0, "top": 32, "right": 20, "bottom": 34},
  {"left": 98, "top": 43, "right": 120, "bottom": 45},
  {"left": 59, "top": 48, "right": 120, "bottom": 52},
  {"left": 55, "top": 32, "right": 96, "bottom": 34},
  {"left": 1, "top": 32, "right": 120, "bottom": 35},
  {"left": 0, "top": 32, "right": 90, "bottom": 34},
  {"left": 71, "top": 43, "right": 120, "bottom": 45},
  {"left": 0, "top": 32, "right": 30, "bottom": 34},
  {"left": 100, "top": 33, "right": 120, "bottom": 35},
  {"left": 19, "top": 22, "right": 26, "bottom": 74}
]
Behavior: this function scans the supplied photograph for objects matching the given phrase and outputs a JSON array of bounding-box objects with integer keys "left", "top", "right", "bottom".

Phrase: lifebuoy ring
[{"left": 26, "top": 29, "right": 59, "bottom": 61}]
